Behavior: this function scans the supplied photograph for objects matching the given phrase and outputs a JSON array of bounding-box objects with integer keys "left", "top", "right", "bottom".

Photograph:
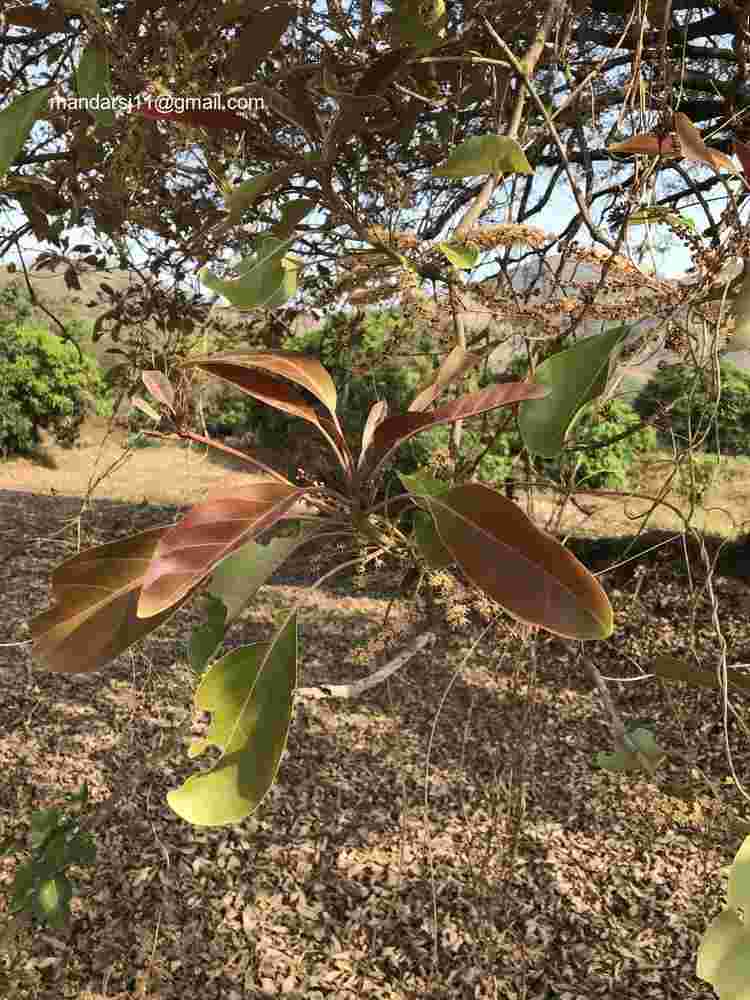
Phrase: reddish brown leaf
[
  {"left": 422, "top": 483, "right": 613, "bottom": 640},
  {"left": 30, "top": 527, "right": 195, "bottom": 673},
  {"left": 735, "top": 139, "right": 750, "bottom": 179},
  {"left": 137, "top": 479, "right": 304, "bottom": 618},
  {"left": 5, "top": 6, "right": 67, "bottom": 32},
  {"left": 230, "top": 5, "right": 295, "bottom": 81},
  {"left": 138, "top": 105, "right": 250, "bottom": 132},
  {"left": 363, "top": 382, "right": 549, "bottom": 480},
  {"left": 179, "top": 351, "right": 353, "bottom": 475},
  {"left": 408, "top": 344, "right": 483, "bottom": 412},
  {"left": 142, "top": 369, "right": 175, "bottom": 412}
]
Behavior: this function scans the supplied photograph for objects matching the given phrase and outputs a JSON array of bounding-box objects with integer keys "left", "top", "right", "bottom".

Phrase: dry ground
[{"left": 1, "top": 419, "right": 750, "bottom": 998}]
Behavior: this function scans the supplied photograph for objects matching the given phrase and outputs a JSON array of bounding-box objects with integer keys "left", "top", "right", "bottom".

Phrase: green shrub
[
  {"left": 0, "top": 323, "right": 107, "bottom": 458},
  {"left": 633, "top": 360, "right": 750, "bottom": 456}
]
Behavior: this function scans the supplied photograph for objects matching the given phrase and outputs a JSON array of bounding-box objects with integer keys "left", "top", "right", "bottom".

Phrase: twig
[{"left": 295, "top": 631, "right": 435, "bottom": 700}]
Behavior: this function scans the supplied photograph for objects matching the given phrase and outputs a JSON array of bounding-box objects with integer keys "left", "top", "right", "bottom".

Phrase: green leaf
[
  {"left": 433, "top": 134, "right": 533, "bottom": 178},
  {"left": 206, "top": 533, "right": 309, "bottom": 625},
  {"left": 34, "top": 875, "right": 72, "bottom": 928},
  {"left": 0, "top": 87, "right": 51, "bottom": 180},
  {"left": 413, "top": 510, "right": 454, "bottom": 568},
  {"left": 438, "top": 241, "right": 480, "bottom": 269},
  {"left": 75, "top": 45, "right": 115, "bottom": 127},
  {"left": 595, "top": 750, "right": 636, "bottom": 772},
  {"left": 391, "top": 0, "right": 446, "bottom": 49},
  {"left": 30, "top": 809, "right": 61, "bottom": 848},
  {"left": 622, "top": 726, "right": 665, "bottom": 762},
  {"left": 188, "top": 593, "right": 228, "bottom": 674},
  {"left": 399, "top": 471, "right": 454, "bottom": 499},
  {"left": 200, "top": 237, "right": 300, "bottom": 310},
  {"left": 167, "top": 613, "right": 298, "bottom": 826},
  {"left": 518, "top": 325, "right": 631, "bottom": 458},
  {"left": 226, "top": 170, "right": 287, "bottom": 224}
]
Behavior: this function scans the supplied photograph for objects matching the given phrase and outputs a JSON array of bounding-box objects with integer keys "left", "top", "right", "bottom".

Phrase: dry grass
[{"left": 1, "top": 424, "right": 750, "bottom": 997}]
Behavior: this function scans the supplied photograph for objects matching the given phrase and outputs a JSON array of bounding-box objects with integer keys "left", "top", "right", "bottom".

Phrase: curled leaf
[{"left": 167, "top": 613, "right": 297, "bottom": 826}]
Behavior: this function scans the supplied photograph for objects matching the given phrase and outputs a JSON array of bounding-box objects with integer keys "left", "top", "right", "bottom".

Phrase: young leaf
[
  {"left": 75, "top": 45, "right": 115, "bottom": 126},
  {"left": 141, "top": 369, "right": 175, "bottom": 412},
  {"left": 178, "top": 350, "right": 351, "bottom": 472},
  {"left": 167, "top": 613, "right": 298, "bottom": 826},
  {"left": 433, "top": 135, "right": 533, "bottom": 178},
  {"left": 30, "top": 527, "right": 198, "bottom": 673},
  {"left": 0, "top": 87, "right": 51, "bottom": 181},
  {"left": 518, "top": 325, "right": 630, "bottom": 458},
  {"left": 137, "top": 479, "right": 304, "bottom": 619},
  {"left": 408, "top": 344, "right": 482, "bottom": 412},
  {"left": 363, "top": 381, "right": 549, "bottom": 480},
  {"left": 188, "top": 594, "right": 228, "bottom": 673},
  {"left": 407, "top": 481, "right": 613, "bottom": 640},
  {"left": 438, "top": 241, "right": 480, "bottom": 270},
  {"left": 200, "top": 237, "right": 300, "bottom": 310}
]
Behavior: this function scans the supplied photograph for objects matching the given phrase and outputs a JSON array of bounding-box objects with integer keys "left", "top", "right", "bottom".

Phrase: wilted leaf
[
  {"left": 363, "top": 381, "right": 549, "bottom": 479},
  {"left": 130, "top": 396, "right": 161, "bottom": 422},
  {"left": 0, "top": 88, "right": 51, "bottom": 180},
  {"left": 408, "top": 344, "right": 482, "bottom": 412},
  {"left": 438, "top": 241, "right": 481, "bottom": 269},
  {"left": 518, "top": 325, "right": 630, "bottom": 458},
  {"left": 650, "top": 654, "right": 750, "bottom": 693},
  {"left": 608, "top": 133, "right": 680, "bottom": 157},
  {"left": 200, "top": 237, "right": 299, "bottom": 310},
  {"left": 137, "top": 479, "right": 303, "bottom": 618},
  {"left": 434, "top": 135, "right": 533, "bottom": 177},
  {"left": 29, "top": 527, "right": 197, "bottom": 673},
  {"left": 141, "top": 369, "right": 175, "bottom": 412},
  {"left": 405, "top": 481, "right": 613, "bottom": 640},
  {"left": 358, "top": 400, "right": 388, "bottom": 470},
  {"left": 167, "top": 613, "right": 297, "bottom": 826},
  {"left": 674, "top": 112, "right": 737, "bottom": 172},
  {"left": 75, "top": 45, "right": 115, "bottom": 126}
]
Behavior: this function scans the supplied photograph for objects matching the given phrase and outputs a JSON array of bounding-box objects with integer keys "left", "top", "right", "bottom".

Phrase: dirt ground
[{"left": 2, "top": 418, "right": 750, "bottom": 998}]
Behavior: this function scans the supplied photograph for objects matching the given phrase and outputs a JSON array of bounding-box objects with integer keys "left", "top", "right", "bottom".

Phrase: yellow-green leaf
[
  {"left": 433, "top": 135, "right": 533, "bottom": 178},
  {"left": 167, "top": 613, "right": 297, "bottom": 826},
  {"left": 438, "top": 241, "right": 480, "bottom": 269},
  {"left": 200, "top": 237, "right": 299, "bottom": 310}
]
